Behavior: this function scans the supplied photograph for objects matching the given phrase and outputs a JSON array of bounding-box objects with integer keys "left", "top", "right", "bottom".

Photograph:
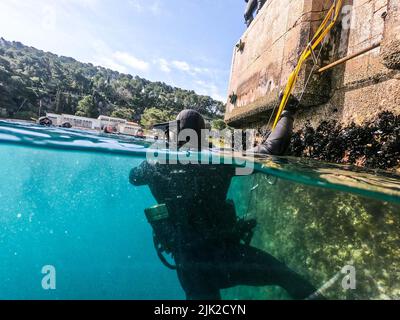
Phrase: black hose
[{"left": 153, "top": 235, "right": 177, "bottom": 270}]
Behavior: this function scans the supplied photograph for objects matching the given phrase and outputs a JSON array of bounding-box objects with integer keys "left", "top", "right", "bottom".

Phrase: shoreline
[{"left": 2, "top": 115, "right": 400, "bottom": 173}]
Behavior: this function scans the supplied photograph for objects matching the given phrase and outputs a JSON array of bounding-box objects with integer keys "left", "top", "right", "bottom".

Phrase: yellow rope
[{"left": 272, "top": 0, "right": 344, "bottom": 130}]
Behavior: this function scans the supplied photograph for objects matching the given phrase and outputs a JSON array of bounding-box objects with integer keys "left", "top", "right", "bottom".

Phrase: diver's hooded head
[
  {"left": 175, "top": 109, "right": 206, "bottom": 150},
  {"left": 177, "top": 109, "right": 205, "bottom": 135}
]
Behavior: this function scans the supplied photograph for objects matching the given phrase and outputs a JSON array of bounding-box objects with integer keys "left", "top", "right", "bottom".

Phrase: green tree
[
  {"left": 55, "top": 89, "right": 64, "bottom": 114},
  {"left": 0, "top": 39, "right": 224, "bottom": 121},
  {"left": 140, "top": 107, "right": 174, "bottom": 129},
  {"left": 111, "top": 107, "right": 135, "bottom": 121},
  {"left": 75, "top": 95, "right": 98, "bottom": 118},
  {"left": 211, "top": 119, "right": 227, "bottom": 130}
]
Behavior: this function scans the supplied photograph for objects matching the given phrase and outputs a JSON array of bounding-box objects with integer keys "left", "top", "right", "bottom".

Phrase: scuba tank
[{"left": 145, "top": 202, "right": 258, "bottom": 270}]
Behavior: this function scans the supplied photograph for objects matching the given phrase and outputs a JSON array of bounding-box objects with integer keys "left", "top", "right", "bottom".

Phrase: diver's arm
[
  {"left": 260, "top": 111, "right": 294, "bottom": 155},
  {"left": 246, "top": 111, "right": 294, "bottom": 156},
  {"left": 247, "top": 94, "right": 299, "bottom": 156}
]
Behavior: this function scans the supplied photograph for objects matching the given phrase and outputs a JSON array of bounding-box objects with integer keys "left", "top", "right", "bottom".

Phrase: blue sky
[{"left": 0, "top": 0, "right": 246, "bottom": 102}]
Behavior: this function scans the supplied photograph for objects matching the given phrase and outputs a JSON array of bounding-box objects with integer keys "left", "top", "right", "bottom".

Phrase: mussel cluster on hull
[{"left": 289, "top": 112, "right": 400, "bottom": 170}]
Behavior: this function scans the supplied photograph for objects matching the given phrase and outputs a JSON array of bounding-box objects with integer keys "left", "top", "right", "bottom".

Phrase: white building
[
  {"left": 46, "top": 113, "right": 143, "bottom": 134},
  {"left": 118, "top": 122, "right": 142, "bottom": 136},
  {"left": 0, "top": 108, "right": 8, "bottom": 117},
  {"left": 62, "top": 114, "right": 101, "bottom": 130},
  {"left": 98, "top": 115, "right": 127, "bottom": 128},
  {"left": 46, "top": 113, "right": 101, "bottom": 130},
  {"left": 46, "top": 113, "right": 62, "bottom": 125}
]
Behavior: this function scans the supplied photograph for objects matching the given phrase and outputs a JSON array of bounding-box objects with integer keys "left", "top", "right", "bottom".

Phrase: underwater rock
[
  {"left": 222, "top": 175, "right": 400, "bottom": 300},
  {"left": 289, "top": 111, "right": 400, "bottom": 171}
]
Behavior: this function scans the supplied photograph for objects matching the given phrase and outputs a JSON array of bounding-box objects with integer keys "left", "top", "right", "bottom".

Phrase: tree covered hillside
[{"left": 0, "top": 38, "right": 225, "bottom": 127}]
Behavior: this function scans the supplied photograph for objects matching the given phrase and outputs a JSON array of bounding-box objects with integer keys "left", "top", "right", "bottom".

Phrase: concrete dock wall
[{"left": 225, "top": 0, "right": 400, "bottom": 130}]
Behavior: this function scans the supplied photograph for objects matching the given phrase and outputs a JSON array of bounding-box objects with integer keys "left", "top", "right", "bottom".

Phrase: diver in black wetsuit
[{"left": 129, "top": 99, "right": 318, "bottom": 300}]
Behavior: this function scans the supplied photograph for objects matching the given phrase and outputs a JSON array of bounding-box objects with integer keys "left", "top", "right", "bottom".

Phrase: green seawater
[{"left": 0, "top": 120, "right": 399, "bottom": 300}]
